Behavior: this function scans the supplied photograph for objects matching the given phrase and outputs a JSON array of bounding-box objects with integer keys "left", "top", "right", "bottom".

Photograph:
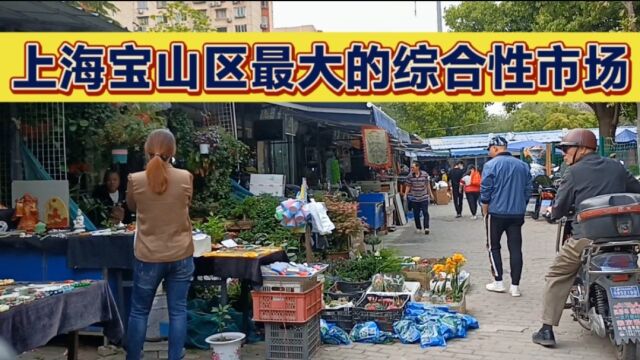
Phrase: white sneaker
[
  {"left": 472, "top": 215, "right": 478, "bottom": 220},
  {"left": 510, "top": 285, "right": 521, "bottom": 297},
  {"left": 415, "top": 229, "right": 422, "bottom": 234},
  {"left": 485, "top": 281, "right": 506, "bottom": 293}
]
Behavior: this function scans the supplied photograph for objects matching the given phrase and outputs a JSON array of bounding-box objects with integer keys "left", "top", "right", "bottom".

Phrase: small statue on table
[
  {"left": 73, "top": 209, "right": 86, "bottom": 233},
  {"left": 13, "top": 194, "right": 39, "bottom": 233}
]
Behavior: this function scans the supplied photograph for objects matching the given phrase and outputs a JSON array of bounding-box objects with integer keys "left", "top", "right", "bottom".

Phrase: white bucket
[{"left": 205, "top": 333, "right": 245, "bottom": 360}]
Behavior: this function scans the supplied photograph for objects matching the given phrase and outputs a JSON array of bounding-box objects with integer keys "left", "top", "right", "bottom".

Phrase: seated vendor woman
[{"left": 92, "top": 169, "right": 132, "bottom": 225}]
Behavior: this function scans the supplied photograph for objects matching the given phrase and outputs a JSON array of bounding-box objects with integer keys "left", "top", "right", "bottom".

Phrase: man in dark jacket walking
[
  {"left": 481, "top": 135, "right": 532, "bottom": 297},
  {"left": 449, "top": 161, "right": 465, "bottom": 218}
]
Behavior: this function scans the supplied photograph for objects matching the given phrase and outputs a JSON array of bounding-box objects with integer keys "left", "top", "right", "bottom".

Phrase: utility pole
[{"left": 436, "top": 1, "right": 443, "bottom": 32}]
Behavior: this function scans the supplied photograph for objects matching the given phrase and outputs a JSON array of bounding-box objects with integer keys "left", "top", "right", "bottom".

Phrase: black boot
[{"left": 532, "top": 324, "right": 556, "bottom": 347}]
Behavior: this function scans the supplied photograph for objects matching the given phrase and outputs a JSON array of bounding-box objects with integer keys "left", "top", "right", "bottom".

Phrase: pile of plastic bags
[{"left": 320, "top": 302, "right": 479, "bottom": 348}]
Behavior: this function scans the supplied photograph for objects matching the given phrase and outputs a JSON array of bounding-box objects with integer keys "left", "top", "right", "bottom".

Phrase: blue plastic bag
[
  {"left": 418, "top": 321, "right": 446, "bottom": 348},
  {"left": 350, "top": 322, "right": 395, "bottom": 344},
  {"left": 393, "top": 320, "right": 421, "bottom": 344},
  {"left": 321, "top": 319, "right": 351, "bottom": 345},
  {"left": 458, "top": 313, "right": 479, "bottom": 330}
]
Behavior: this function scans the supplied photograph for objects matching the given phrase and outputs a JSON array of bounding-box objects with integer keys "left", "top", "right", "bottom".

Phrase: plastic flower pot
[
  {"left": 199, "top": 143, "right": 210, "bottom": 154},
  {"left": 111, "top": 148, "right": 128, "bottom": 164},
  {"left": 205, "top": 332, "right": 245, "bottom": 360}
]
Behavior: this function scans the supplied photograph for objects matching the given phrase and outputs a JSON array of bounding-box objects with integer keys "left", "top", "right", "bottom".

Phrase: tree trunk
[
  {"left": 623, "top": 1, "right": 640, "bottom": 169},
  {"left": 587, "top": 102, "right": 619, "bottom": 139}
]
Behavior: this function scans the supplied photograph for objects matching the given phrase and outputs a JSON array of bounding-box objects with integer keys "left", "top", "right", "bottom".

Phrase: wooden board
[{"left": 394, "top": 194, "right": 407, "bottom": 226}]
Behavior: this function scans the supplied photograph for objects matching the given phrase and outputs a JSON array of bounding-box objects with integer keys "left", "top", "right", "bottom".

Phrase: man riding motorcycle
[{"left": 532, "top": 128, "right": 640, "bottom": 347}]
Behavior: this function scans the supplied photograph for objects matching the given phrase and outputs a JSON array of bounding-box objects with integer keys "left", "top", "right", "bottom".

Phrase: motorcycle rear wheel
[{"left": 616, "top": 341, "right": 637, "bottom": 360}]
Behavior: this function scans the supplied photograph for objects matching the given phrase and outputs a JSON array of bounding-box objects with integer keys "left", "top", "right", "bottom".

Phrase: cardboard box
[
  {"left": 435, "top": 189, "right": 450, "bottom": 205},
  {"left": 402, "top": 270, "right": 431, "bottom": 290}
]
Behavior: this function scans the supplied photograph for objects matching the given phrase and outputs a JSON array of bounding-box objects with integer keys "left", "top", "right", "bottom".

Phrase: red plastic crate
[{"left": 252, "top": 282, "right": 323, "bottom": 323}]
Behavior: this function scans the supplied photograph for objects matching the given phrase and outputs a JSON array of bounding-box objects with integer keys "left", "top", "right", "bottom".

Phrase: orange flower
[
  {"left": 432, "top": 264, "right": 445, "bottom": 274},
  {"left": 452, "top": 253, "right": 466, "bottom": 266}
]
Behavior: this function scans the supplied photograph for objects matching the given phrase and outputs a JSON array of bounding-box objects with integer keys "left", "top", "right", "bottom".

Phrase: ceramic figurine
[
  {"left": 73, "top": 209, "right": 85, "bottom": 232},
  {"left": 34, "top": 222, "right": 46, "bottom": 235},
  {"left": 46, "top": 197, "right": 69, "bottom": 230},
  {"left": 13, "top": 194, "right": 39, "bottom": 233}
]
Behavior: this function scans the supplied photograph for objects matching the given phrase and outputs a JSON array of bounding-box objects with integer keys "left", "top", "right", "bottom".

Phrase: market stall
[{"left": 0, "top": 280, "right": 123, "bottom": 359}]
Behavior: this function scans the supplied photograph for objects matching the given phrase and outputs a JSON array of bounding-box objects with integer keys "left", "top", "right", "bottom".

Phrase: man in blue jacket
[{"left": 481, "top": 135, "right": 532, "bottom": 297}]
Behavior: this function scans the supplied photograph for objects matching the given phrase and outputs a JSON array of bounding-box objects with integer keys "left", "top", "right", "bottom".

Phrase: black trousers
[
  {"left": 485, "top": 215, "right": 524, "bottom": 285},
  {"left": 452, "top": 186, "right": 463, "bottom": 215},
  {"left": 412, "top": 200, "right": 430, "bottom": 230},
  {"left": 466, "top": 192, "right": 480, "bottom": 216}
]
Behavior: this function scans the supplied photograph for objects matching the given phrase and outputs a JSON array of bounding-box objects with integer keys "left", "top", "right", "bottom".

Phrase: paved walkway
[{"left": 18, "top": 202, "right": 619, "bottom": 359}]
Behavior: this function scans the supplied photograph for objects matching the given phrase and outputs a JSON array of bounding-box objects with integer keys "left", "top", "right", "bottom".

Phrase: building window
[
  {"left": 261, "top": 1, "right": 269, "bottom": 9},
  {"left": 155, "top": 15, "right": 165, "bottom": 24},
  {"left": 198, "top": 9, "right": 207, "bottom": 16},
  {"left": 215, "top": 9, "right": 227, "bottom": 20},
  {"left": 235, "top": 6, "right": 246, "bottom": 18},
  {"left": 235, "top": 24, "right": 247, "bottom": 32},
  {"left": 156, "top": 1, "right": 167, "bottom": 9},
  {"left": 216, "top": 27, "right": 228, "bottom": 32},
  {"left": 137, "top": 1, "right": 148, "bottom": 10},
  {"left": 261, "top": 15, "right": 268, "bottom": 25},
  {"left": 137, "top": 16, "right": 149, "bottom": 26}
]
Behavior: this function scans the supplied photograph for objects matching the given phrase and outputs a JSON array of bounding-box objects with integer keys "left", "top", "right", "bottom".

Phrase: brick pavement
[{"left": 17, "top": 202, "right": 620, "bottom": 360}]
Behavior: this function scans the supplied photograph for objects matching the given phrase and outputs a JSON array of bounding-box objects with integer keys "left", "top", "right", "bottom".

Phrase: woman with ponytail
[{"left": 125, "top": 129, "right": 194, "bottom": 360}]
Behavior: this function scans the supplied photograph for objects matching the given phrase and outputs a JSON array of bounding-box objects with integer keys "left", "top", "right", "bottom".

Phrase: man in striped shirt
[{"left": 404, "top": 162, "right": 434, "bottom": 235}]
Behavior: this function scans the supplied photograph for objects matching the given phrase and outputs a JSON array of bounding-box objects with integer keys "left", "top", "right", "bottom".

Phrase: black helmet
[{"left": 487, "top": 135, "right": 508, "bottom": 150}]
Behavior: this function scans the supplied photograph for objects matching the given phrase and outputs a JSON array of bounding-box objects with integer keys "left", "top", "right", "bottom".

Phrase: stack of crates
[{"left": 252, "top": 274, "right": 323, "bottom": 359}]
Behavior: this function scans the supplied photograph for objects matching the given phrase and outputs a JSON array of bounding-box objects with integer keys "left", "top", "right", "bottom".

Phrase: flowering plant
[{"left": 431, "top": 253, "right": 468, "bottom": 303}]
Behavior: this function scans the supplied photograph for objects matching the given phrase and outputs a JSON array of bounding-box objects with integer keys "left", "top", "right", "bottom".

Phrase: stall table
[{"left": 0, "top": 280, "right": 123, "bottom": 359}]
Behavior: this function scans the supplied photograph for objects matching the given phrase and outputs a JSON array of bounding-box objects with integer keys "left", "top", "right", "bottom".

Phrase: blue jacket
[{"left": 480, "top": 152, "right": 532, "bottom": 217}]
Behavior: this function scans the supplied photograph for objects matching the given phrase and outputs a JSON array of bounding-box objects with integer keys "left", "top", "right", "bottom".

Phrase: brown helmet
[{"left": 558, "top": 129, "right": 597, "bottom": 150}]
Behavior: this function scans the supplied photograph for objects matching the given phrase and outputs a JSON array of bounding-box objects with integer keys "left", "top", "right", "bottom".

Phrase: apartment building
[
  {"left": 111, "top": 1, "right": 273, "bottom": 32},
  {"left": 272, "top": 25, "right": 321, "bottom": 32}
]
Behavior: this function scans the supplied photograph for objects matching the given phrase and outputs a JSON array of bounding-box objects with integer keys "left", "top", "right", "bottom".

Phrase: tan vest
[{"left": 127, "top": 167, "right": 194, "bottom": 263}]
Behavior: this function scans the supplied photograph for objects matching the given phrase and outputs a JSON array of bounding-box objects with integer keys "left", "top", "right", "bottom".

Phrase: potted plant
[
  {"left": 324, "top": 197, "right": 366, "bottom": 260},
  {"left": 195, "top": 126, "right": 221, "bottom": 155},
  {"left": 98, "top": 105, "right": 165, "bottom": 163},
  {"left": 205, "top": 305, "right": 245, "bottom": 360},
  {"left": 429, "top": 253, "right": 469, "bottom": 313},
  {"left": 199, "top": 215, "right": 226, "bottom": 243}
]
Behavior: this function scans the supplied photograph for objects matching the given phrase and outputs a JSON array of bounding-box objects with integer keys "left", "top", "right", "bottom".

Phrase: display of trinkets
[
  {"left": 0, "top": 279, "right": 15, "bottom": 286},
  {"left": 0, "top": 280, "right": 94, "bottom": 311}
]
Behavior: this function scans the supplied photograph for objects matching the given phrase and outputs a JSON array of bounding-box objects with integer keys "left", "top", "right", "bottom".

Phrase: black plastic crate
[
  {"left": 321, "top": 292, "right": 364, "bottom": 332},
  {"left": 352, "top": 294, "right": 410, "bottom": 332},
  {"left": 265, "top": 315, "right": 320, "bottom": 360}
]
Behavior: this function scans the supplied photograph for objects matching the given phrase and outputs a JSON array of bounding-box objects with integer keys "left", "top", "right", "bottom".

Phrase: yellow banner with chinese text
[{"left": 0, "top": 32, "right": 636, "bottom": 102}]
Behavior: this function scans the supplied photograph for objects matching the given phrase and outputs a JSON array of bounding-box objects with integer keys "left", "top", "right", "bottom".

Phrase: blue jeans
[{"left": 126, "top": 257, "right": 194, "bottom": 360}]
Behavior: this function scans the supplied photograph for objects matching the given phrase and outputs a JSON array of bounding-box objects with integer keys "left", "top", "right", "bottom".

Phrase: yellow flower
[
  {"left": 452, "top": 253, "right": 466, "bottom": 265},
  {"left": 444, "top": 263, "right": 456, "bottom": 274},
  {"left": 446, "top": 258, "right": 456, "bottom": 268},
  {"left": 432, "top": 264, "right": 445, "bottom": 274}
]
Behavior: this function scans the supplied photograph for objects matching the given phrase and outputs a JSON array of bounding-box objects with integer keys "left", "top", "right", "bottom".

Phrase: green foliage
[
  {"left": 197, "top": 215, "right": 226, "bottom": 243},
  {"left": 189, "top": 128, "right": 249, "bottom": 210},
  {"left": 629, "top": 164, "right": 640, "bottom": 176},
  {"left": 511, "top": 103, "right": 598, "bottom": 132},
  {"left": 68, "top": 1, "right": 120, "bottom": 21},
  {"left": 330, "top": 249, "right": 403, "bottom": 282},
  {"left": 381, "top": 102, "right": 489, "bottom": 138},
  {"left": 150, "top": 2, "right": 214, "bottom": 32},
  {"left": 166, "top": 108, "right": 195, "bottom": 160},
  {"left": 97, "top": 104, "right": 166, "bottom": 151},
  {"left": 210, "top": 304, "right": 233, "bottom": 333}
]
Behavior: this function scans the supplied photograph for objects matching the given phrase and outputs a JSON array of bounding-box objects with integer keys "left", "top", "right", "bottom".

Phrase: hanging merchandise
[
  {"left": 275, "top": 198, "right": 308, "bottom": 229},
  {"left": 362, "top": 127, "right": 392, "bottom": 170},
  {"left": 306, "top": 199, "right": 335, "bottom": 235}
]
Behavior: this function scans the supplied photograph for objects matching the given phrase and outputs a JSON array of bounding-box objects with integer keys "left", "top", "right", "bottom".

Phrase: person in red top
[{"left": 460, "top": 164, "right": 481, "bottom": 219}]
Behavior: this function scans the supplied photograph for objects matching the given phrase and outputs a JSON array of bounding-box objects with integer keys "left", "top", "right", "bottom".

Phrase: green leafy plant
[
  {"left": 211, "top": 304, "right": 233, "bottom": 334},
  {"left": 97, "top": 104, "right": 166, "bottom": 150},
  {"left": 330, "top": 249, "right": 403, "bottom": 282},
  {"left": 167, "top": 108, "right": 195, "bottom": 160},
  {"left": 198, "top": 215, "right": 226, "bottom": 243}
]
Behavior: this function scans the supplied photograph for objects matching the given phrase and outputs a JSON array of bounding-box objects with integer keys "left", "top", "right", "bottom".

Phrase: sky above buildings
[{"left": 272, "top": 1, "right": 460, "bottom": 32}]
